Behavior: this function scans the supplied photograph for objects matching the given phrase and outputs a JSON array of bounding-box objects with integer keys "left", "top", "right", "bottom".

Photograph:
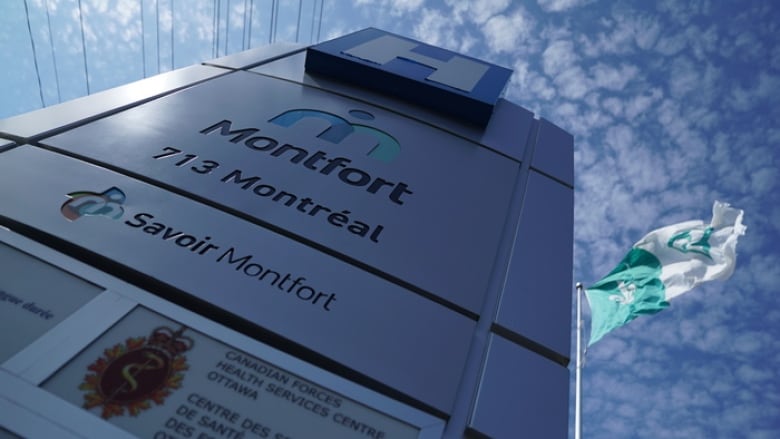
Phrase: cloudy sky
[{"left": 3, "top": 0, "right": 780, "bottom": 437}]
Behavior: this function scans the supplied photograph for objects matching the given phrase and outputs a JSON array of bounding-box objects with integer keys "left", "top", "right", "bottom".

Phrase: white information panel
[
  {"left": 0, "top": 230, "right": 443, "bottom": 439},
  {"left": 0, "top": 242, "right": 102, "bottom": 362},
  {"left": 43, "top": 307, "right": 418, "bottom": 439}
]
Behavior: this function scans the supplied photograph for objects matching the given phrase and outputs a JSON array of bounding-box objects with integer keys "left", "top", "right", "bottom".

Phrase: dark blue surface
[
  {"left": 531, "top": 118, "right": 574, "bottom": 186},
  {"left": 496, "top": 170, "right": 574, "bottom": 358},
  {"left": 305, "top": 28, "right": 512, "bottom": 127},
  {"left": 470, "top": 334, "right": 569, "bottom": 439}
]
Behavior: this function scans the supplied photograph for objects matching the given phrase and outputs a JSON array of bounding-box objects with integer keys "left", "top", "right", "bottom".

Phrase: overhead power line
[
  {"left": 77, "top": 0, "right": 90, "bottom": 94},
  {"left": 141, "top": 0, "right": 147, "bottom": 77},
  {"left": 171, "top": 0, "right": 175, "bottom": 70},
  {"left": 44, "top": 0, "right": 61, "bottom": 102},
  {"left": 22, "top": 0, "right": 327, "bottom": 109},
  {"left": 23, "top": 0, "right": 45, "bottom": 107},
  {"left": 156, "top": 0, "right": 160, "bottom": 73}
]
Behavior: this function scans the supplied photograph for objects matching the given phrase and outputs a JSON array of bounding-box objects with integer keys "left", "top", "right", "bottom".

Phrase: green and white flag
[{"left": 585, "top": 201, "right": 746, "bottom": 345}]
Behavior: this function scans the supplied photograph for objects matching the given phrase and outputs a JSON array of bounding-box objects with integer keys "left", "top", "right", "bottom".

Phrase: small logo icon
[
  {"left": 269, "top": 108, "right": 400, "bottom": 162},
  {"left": 609, "top": 281, "right": 636, "bottom": 305},
  {"left": 80, "top": 326, "right": 193, "bottom": 419},
  {"left": 61, "top": 187, "right": 126, "bottom": 221},
  {"left": 668, "top": 226, "right": 714, "bottom": 259}
]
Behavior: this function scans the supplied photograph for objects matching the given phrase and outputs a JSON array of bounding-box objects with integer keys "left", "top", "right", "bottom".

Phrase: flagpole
[{"left": 575, "top": 282, "right": 584, "bottom": 439}]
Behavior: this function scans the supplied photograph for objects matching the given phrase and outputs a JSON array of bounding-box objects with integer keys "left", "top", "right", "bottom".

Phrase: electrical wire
[
  {"left": 317, "top": 0, "right": 325, "bottom": 42},
  {"left": 242, "top": 0, "right": 247, "bottom": 51},
  {"left": 77, "top": 0, "right": 90, "bottom": 94},
  {"left": 23, "top": 0, "right": 45, "bottom": 107},
  {"left": 170, "top": 0, "right": 174, "bottom": 70},
  {"left": 156, "top": 0, "right": 160, "bottom": 72},
  {"left": 141, "top": 0, "right": 147, "bottom": 77},
  {"left": 273, "top": 0, "right": 279, "bottom": 43},
  {"left": 295, "top": 0, "right": 302, "bottom": 43},
  {"left": 247, "top": 0, "right": 254, "bottom": 48},
  {"left": 44, "top": 0, "right": 61, "bottom": 102},
  {"left": 212, "top": 0, "right": 217, "bottom": 58},
  {"left": 215, "top": 0, "right": 221, "bottom": 57},
  {"left": 225, "top": 0, "right": 230, "bottom": 54},
  {"left": 309, "top": 0, "right": 316, "bottom": 43}
]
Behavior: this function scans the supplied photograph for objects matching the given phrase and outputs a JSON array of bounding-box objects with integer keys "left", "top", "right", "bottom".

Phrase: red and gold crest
[{"left": 79, "top": 326, "right": 194, "bottom": 419}]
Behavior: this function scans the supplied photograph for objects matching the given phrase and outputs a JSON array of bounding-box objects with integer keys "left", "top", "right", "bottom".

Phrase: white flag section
[{"left": 585, "top": 201, "right": 747, "bottom": 345}]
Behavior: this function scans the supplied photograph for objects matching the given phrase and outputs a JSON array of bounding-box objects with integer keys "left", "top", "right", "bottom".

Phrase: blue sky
[{"left": 2, "top": 0, "right": 780, "bottom": 437}]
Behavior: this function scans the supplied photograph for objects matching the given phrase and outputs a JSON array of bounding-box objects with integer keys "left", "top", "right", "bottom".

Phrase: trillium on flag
[{"left": 585, "top": 201, "right": 746, "bottom": 345}]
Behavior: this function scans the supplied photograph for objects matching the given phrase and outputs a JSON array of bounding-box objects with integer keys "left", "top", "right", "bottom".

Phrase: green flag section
[{"left": 585, "top": 201, "right": 747, "bottom": 345}]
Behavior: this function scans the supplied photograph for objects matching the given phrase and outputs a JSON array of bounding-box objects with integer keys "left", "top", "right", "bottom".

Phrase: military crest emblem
[{"left": 80, "top": 326, "right": 193, "bottom": 418}]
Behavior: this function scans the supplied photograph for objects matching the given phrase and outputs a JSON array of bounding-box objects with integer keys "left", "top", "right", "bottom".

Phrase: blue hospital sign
[
  {"left": 0, "top": 27, "right": 572, "bottom": 439},
  {"left": 305, "top": 28, "right": 513, "bottom": 126}
]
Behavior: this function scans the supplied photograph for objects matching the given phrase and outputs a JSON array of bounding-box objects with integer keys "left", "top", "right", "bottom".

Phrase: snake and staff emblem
[{"left": 79, "top": 326, "right": 193, "bottom": 419}]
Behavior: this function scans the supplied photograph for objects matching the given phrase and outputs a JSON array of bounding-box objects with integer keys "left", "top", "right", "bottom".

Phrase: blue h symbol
[{"left": 342, "top": 34, "right": 490, "bottom": 93}]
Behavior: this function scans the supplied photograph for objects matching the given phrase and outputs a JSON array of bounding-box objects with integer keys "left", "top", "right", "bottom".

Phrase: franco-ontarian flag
[{"left": 586, "top": 201, "right": 747, "bottom": 345}]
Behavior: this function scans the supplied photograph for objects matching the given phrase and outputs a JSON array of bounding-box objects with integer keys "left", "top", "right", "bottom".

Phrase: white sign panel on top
[{"left": 40, "top": 71, "right": 519, "bottom": 314}]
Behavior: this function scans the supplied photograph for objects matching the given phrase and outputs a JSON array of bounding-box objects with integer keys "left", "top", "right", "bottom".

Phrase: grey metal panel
[
  {"left": 496, "top": 170, "right": 573, "bottom": 358},
  {"left": 251, "top": 50, "right": 307, "bottom": 80},
  {"left": 0, "top": 146, "right": 475, "bottom": 413},
  {"left": 470, "top": 334, "right": 569, "bottom": 439},
  {"left": 0, "top": 65, "right": 225, "bottom": 141},
  {"left": 481, "top": 100, "right": 534, "bottom": 162},
  {"left": 205, "top": 42, "right": 304, "bottom": 69},
  {"left": 251, "top": 53, "right": 529, "bottom": 160},
  {"left": 531, "top": 118, "right": 574, "bottom": 186},
  {"left": 41, "top": 71, "right": 519, "bottom": 314}
]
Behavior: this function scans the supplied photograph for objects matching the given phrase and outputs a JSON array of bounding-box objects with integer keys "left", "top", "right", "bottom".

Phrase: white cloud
[
  {"left": 634, "top": 14, "right": 662, "bottom": 50},
  {"left": 387, "top": 0, "right": 425, "bottom": 15},
  {"left": 657, "top": 0, "right": 712, "bottom": 25},
  {"left": 590, "top": 63, "right": 639, "bottom": 91},
  {"left": 604, "top": 123, "right": 635, "bottom": 152},
  {"left": 579, "top": 9, "right": 657, "bottom": 57},
  {"left": 542, "top": 39, "right": 578, "bottom": 76},
  {"left": 745, "top": 254, "right": 780, "bottom": 294},
  {"left": 686, "top": 24, "right": 720, "bottom": 61},
  {"left": 750, "top": 167, "right": 778, "bottom": 195},
  {"left": 654, "top": 32, "right": 687, "bottom": 56},
  {"left": 553, "top": 103, "right": 613, "bottom": 137},
  {"left": 481, "top": 7, "right": 534, "bottom": 53},
  {"left": 357, "top": 0, "right": 425, "bottom": 16},
  {"left": 546, "top": 63, "right": 639, "bottom": 101},
  {"left": 412, "top": 8, "right": 451, "bottom": 49},
  {"left": 445, "top": 0, "right": 510, "bottom": 25},
  {"left": 667, "top": 56, "right": 699, "bottom": 98},
  {"left": 509, "top": 59, "right": 556, "bottom": 102},
  {"left": 728, "top": 72, "right": 780, "bottom": 111},
  {"left": 553, "top": 65, "right": 590, "bottom": 99},
  {"left": 537, "top": 0, "right": 592, "bottom": 12},
  {"left": 624, "top": 87, "right": 663, "bottom": 119},
  {"left": 602, "top": 96, "right": 623, "bottom": 117},
  {"left": 771, "top": 44, "right": 780, "bottom": 70}
]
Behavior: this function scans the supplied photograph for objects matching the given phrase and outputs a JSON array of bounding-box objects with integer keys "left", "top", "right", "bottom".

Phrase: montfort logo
[
  {"left": 58, "top": 188, "right": 340, "bottom": 311},
  {"left": 269, "top": 108, "right": 400, "bottom": 162},
  {"left": 200, "top": 107, "right": 413, "bottom": 206},
  {"left": 61, "top": 187, "right": 126, "bottom": 221}
]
